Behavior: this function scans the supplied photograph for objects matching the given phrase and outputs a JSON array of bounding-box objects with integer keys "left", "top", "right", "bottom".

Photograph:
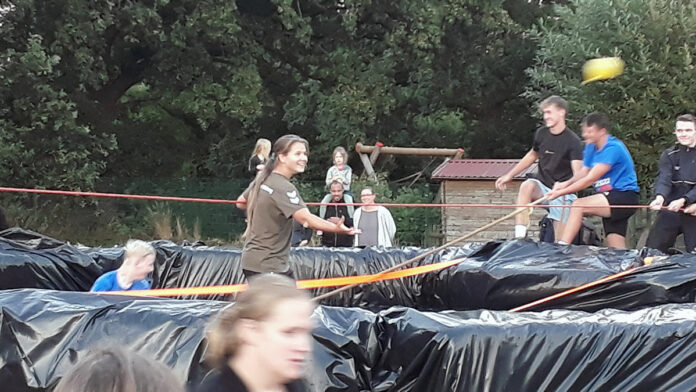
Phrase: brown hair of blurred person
[
  {"left": 198, "top": 274, "right": 314, "bottom": 392},
  {"left": 54, "top": 347, "right": 183, "bottom": 392}
]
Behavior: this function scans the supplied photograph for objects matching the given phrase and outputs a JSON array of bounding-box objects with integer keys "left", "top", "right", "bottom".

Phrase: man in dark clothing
[
  {"left": 646, "top": 114, "right": 696, "bottom": 253},
  {"left": 291, "top": 220, "right": 313, "bottom": 246},
  {"left": 495, "top": 95, "right": 584, "bottom": 240},
  {"left": 319, "top": 180, "right": 354, "bottom": 247}
]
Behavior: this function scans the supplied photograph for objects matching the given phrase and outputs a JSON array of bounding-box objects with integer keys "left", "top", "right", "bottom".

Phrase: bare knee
[{"left": 519, "top": 180, "right": 542, "bottom": 200}]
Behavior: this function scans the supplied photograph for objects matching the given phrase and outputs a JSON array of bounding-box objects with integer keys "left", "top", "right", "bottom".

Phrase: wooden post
[
  {"left": 354, "top": 142, "right": 464, "bottom": 181},
  {"left": 359, "top": 153, "right": 377, "bottom": 181},
  {"left": 369, "top": 143, "right": 381, "bottom": 165},
  {"left": 355, "top": 142, "right": 464, "bottom": 157}
]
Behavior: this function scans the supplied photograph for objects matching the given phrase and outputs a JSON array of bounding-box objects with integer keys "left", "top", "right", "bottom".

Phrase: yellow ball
[
  {"left": 581, "top": 57, "right": 625, "bottom": 85},
  {"left": 643, "top": 256, "right": 653, "bottom": 265}
]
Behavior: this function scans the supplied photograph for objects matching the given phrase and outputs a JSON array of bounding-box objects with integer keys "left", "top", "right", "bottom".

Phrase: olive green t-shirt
[{"left": 242, "top": 173, "right": 306, "bottom": 273}]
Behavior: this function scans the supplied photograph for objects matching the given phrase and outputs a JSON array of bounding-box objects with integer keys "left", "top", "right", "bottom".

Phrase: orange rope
[
  {"left": 103, "top": 256, "right": 466, "bottom": 298},
  {"left": 508, "top": 265, "right": 655, "bottom": 312}
]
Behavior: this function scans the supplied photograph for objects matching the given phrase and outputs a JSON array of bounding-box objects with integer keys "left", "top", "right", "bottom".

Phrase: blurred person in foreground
[
  {"left": 54, "top": 347, "right": 183, "bottom": 392},
  {"left": 196, "top": 274, "right": 314, "bottom": 392}
]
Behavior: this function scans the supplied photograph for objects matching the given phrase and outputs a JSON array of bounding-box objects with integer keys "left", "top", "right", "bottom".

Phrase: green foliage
[
  {"left": 390, "top": 186, "right": 441, "bottom": 246},
  {"left": 0, "top": 0, "right": 563, "bottom": 244},
  {"left": 0, "top": 32, "right": 116, "bottom": 189},
  {"left": 525, "top": 0, "right": 696, "bottom": 189},
  {"left": 1, "top": 0, "right": 554, "bottom": 189}
]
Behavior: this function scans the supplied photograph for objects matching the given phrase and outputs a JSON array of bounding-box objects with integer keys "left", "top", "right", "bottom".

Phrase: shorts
[
  {"left": 601, "top": 190, "right": 640, "bottom": 236},
  {"left": 527, "top": 179, "right": 576, "bottom": 222}
]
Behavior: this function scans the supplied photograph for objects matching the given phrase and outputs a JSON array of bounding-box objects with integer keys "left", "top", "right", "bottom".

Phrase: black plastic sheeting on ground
[
  {"left": 2, "top": 289, "right": 696, "bottom": 392},
  {"left": 2, "top": 228, "right": 696, "bottom": 312}
]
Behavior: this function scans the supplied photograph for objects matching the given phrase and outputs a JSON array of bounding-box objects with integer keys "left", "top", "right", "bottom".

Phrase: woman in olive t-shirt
[{"left": 237, "top": 135, "right": 359, "bottom": 279}]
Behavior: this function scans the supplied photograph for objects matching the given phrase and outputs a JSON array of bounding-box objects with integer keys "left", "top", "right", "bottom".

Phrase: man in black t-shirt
[{"left": 495, "top": 96, "right": 584, "bottom": 240}]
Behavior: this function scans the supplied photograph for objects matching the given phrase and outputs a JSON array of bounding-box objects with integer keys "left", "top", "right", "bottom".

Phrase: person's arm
[
  {"left": 495, "top": 149, "right": 538, "bottom": 191},
  {"left": 345, "top": 194, "right": 355, "bottom": 217},
  {"left": 677, "top": 151, "right": 696, "bottom": 208},
  {"left": 343, "top": 210, "right": 353, "bottom": 227},
  {"left": 299, "top": 225, "right": 313, "bottom": 246},
  {"left": 683, "top": 187, "right": 696, "bottom": 208},
  {"left": 353, "top": 209, "right": 361, "bottom": 246},
  {"left": 319, "top": 194, "right": 331, "bottom": 219},
  {"left": 547, "top": 163, "right": 610, "bottom": 200},
  {"left": 293, "top": 208, "right": 359, "bottom": 234},
  {"left": 553, "top": 164, "right": 589, "bottom": 191},
  {"left": 90, "top": 274, "right": 110, "bottom": 292},
  {"left": 325, "top": 167, "right": 334, "bottom": 186},
  {"left": 383, "top": 208, "right": 396, "bottom": 241},
  {"left": 345, "top": 166, "right": 352, "bottom": 189},
  {"left": 685, "top": 203, "right": 696, "bottom": 215},
  {"left": 654, "top": 150, "right": 674, "bottom": 199},
  {"left": 236, "top": 194, "right": 247, "bottom": 210}
]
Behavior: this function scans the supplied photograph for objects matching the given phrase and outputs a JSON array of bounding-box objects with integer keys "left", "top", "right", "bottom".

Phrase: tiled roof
[{"left": 431, "top": 159, "right": 538, "bottom": 180}]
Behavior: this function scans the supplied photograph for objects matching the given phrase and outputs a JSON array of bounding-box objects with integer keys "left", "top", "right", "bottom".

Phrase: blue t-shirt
[
  {"left": 90, "top": 270, "right": 151, "bottom": 292},
  {"left": 583, "top": 136, "right": 640, "bottom": 193}
]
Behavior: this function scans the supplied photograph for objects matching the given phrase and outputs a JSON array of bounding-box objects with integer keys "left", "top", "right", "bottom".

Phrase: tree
[
  {"left": 525, "top": 0, "right": 696, "bottom": 189},
  {"left": 0, "top": 0, "right": 557, "bottom": 189},
  {"left": 282, "top": 0, "right": 554, "bottom": 175},
  {"left": 0, "top": 0, "right": 268, "bottom": 186}
]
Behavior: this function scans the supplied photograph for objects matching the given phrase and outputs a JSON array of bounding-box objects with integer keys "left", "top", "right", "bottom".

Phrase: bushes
[{"left": 0, "top": 175, "right": 441, "bottom": 247}]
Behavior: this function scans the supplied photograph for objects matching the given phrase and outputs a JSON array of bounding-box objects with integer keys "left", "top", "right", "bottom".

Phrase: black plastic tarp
[
  {"left": 2, "top": 228, "right": 696, "bottom": 312},
  {"left": 2, "top": 289, "right": 696, "bottom": 392}
]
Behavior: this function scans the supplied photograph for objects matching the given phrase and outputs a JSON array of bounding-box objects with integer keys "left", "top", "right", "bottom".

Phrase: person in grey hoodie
[{"left": 353, "top": 187, "right": 396, "bottom": 247}]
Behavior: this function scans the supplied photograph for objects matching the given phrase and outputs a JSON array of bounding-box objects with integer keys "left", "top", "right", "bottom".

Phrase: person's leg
[
  {"left": 646, "top": 211, "right": 680, "bottom": 253},
  {"left": 552, "top": 220, "right": 565, "bottom": 242},
  {"left": 515, "top": 179, "right": 545, "bottom": 237},
  {"left": 605, "top": 233, "right": 626, "bottom": 249},
  {"left": 602, "top": 191, "right": 640, "bottom": 249},
  {"left": 681, "top": 214, "right": 696, "bottom": 253},
  {"left": 558, "top": 194, "right": 611, "bottom": 244},
  {"left": 550, "top": 194, "right": 576, "bottom": 242}
]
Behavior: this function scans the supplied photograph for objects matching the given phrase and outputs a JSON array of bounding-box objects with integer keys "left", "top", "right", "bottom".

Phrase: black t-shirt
[
  {"left": 321, "top": 195, "right": 354, "bottom": 247},
  {"left": 195, "top": 365, "right": 307, "bottom": 392},
  {"left": 532, "top": 127, "right": 584, "bottom": 188},
  {"left": 248, "top": 155, "right": 266, "bottom": 178}
]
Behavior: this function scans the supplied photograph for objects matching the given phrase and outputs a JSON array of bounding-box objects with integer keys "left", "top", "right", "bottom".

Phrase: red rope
[
  {"left": 0, "top": 187, "right": 238, "bottom": 204},
  {"left": 0, "top": 186, "right": 660, "bottom": 210}
]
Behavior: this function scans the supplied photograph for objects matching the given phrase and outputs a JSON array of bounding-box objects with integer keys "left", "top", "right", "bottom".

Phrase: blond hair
[
  {"left": 204, "top": 274, "right": 311, "bottom": 368},
  {"left": 251, "top": 138, "right": 271, "bottom": 159},
  {"left": 122, "top": 240, "right": 155, "bottom": 266}
]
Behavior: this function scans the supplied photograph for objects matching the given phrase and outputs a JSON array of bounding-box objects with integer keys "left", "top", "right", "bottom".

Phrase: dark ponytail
[{"left": 244, "top": 135, "right": 309, "bottom": 238}]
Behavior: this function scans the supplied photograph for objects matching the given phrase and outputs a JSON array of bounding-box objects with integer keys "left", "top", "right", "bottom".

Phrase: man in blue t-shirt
[
  {"left": 91, "top": 239, "right": 156, "bottom": 292},
  {"left": 546, "top": 112, "right": 640, "bottom": 249}
]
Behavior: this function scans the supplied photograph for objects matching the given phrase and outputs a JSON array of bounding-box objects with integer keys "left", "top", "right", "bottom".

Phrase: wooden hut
[{"left": 431, "top": 159, "right": 547, "bottom": 242}]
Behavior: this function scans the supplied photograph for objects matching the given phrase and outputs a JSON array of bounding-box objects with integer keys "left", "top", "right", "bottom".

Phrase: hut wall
[{"left": 440, "top": 180, "right": 547, "bottom": 242}]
